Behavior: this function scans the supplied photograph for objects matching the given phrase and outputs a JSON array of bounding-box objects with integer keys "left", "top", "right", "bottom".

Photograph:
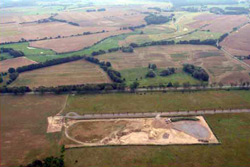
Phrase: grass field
[
  {"left": 63, "top": 90, "right": 250, "bottom": 114},
  {"left": 0, "top": 95, "right": 67, "bottom": 167},
  {"left": 0, "top": 42, "right": 55, "bottom": 56},
  {"left": 11, "top": 59, "right": 111, "bottom": 88},
  {"left": 64, "top": 113, "right": 250, "bottom": 167},
  {"left": 0, "top": 52, "right": 12, "bottom": 60},
  {"left": 120, "top": 67, "right": 202, "bottom": 87}
]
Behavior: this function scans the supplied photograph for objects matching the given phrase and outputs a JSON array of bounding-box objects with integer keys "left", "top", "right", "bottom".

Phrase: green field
[
  {"left": 64, "top": 113, "right": 250, "bottom": 167},
  {"left": 0, "top": 42, "right": 55, "bottom": 59},
  {"left": 0, "top": 52, "right": 12, "bottom": 60},
  {"left": 63, "top": 90, "right": 250, "bottom": 114},
  {"left": 120, "top": 67, "right": 202, "bottom": 87},
  {"left": 174, "top": 30, "right": 222, "bottom": 42}
]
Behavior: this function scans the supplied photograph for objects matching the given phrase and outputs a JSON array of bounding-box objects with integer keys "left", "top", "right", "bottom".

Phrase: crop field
[
  {"left": 98, "top": 45, "right": 250, "bottom": 84},
  {"left": 0, "top": 94, "right": 67, "bottom": 167},
  {"left": 63, "top": 90, "right": 250, "bottom": 114},
  {"left": 221, "top": 24, "right": 250, "bottom": 56},
  {"left": 120, "top": 68, "right": 202, "bottom": 87},
  {"left": 188, "top": 14, "right": 249, "bottom": 33},
  {"left": 63, "top": 113, "right": 250, "bottom": 167},
  {"left": 54, "top": 6, "right": 147, "bottom": 28},
  {"left": 0, "top": 57, "right": 37, "bottom": 72},
  {"left": 30, "top": 29, "right": 131, "bottom": 53},
  {"left": 0, "top": 22, "right": 111, "bottom": 43},
  {"left": 11, "top": 59, "right": 111, "bottom": 88}
]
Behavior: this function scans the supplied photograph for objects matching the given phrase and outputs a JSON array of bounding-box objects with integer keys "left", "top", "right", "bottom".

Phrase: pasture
[
  {"left": 63, "top": 90, "right": 250, "bottom": 115},
  {"left": 0, "top": 94, "right": 67, "bottom": 167},
  {"left": 221, "top": 24, "right": 250, "bottom": 56},
  {"left": 98, "top": 45, "right": 250, "bottom": 84},
  {"left": 120, "top": 68, "right": 202, "bottom": 87},
  {"left": 11, "top": 59, "right": 111, "bottom": 88},
  {"left": 0, "top": 57, "right": 37, "bottom": 72}
]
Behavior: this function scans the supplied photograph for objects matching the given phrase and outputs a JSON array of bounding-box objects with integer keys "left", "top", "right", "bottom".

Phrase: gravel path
[{"left": 64, "top": 109, "right": 250, "bottom": 120}]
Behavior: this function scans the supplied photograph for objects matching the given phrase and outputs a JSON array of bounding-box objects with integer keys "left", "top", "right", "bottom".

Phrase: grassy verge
[
  {"left": 63, "top": 90, "right": 250, "bottom": 114},
  {"left": 64, "top": 113, "right": 250, "bottom": 167}
]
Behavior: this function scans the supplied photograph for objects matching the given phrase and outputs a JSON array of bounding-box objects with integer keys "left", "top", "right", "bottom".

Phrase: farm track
[
  {"left": 64, "top": 109, "right": 250, "bottom": 120},
  {"left": 221, "top": 47, "right": 250, "bottom": 70}
]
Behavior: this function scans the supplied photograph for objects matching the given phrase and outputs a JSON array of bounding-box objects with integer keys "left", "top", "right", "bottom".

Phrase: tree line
[
  {"left": 85, "top": 57, "right": 123, "bottom": 83},
  {"left": 210, "top": 7, "right": 249, "bottom": 15},
  {"left": 16, "top": 56, "right": 83, "bottom": 73},
  {"left": 183, "top": 64, "right": 209, "bottom": 81},
  {"left": 0, "top": 48, "right": 25, "bottom": 58}
]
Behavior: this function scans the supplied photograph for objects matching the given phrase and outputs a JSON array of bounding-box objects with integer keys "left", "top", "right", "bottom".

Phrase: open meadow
[
  {"left": 11, "top": 59, "right": 111, "bottom": 88},
  {"left": 0, "top": 94, "right": 67, "bottom": 167}
]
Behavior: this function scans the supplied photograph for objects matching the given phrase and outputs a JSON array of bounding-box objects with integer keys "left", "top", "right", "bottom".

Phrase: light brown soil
[
  {"left": 0, "top": 22, "right": 117, "bottom": 43},
  {"left": 221, "top": 24, "right": 250, "bottom": 56},
  {"left": 65, "top": 116, "right": 218, "bottom": 146},
  {"left": 0, "top": 57, "right": 37, "bottom": 72},
  {"left": 29, "top": 30, "right": 130, "bottom": 53},
  {"left": 11, "top": 59, "right": 112, "bottom": 88},
  {"left": 188, "top": 14, "right": 249, "bottom": 33}
]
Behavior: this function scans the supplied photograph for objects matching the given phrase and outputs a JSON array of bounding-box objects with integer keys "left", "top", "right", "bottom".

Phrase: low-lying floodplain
[{"left": 58, "top": 116, "right": 218, "bottom": 147}]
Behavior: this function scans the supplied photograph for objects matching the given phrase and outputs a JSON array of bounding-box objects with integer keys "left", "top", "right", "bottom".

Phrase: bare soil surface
[
  {"left": 0, "top": 57, "right": 37, "bottom": 72},
  {"left": 64, "top": 116, "right": 218, "bottom": 147}
]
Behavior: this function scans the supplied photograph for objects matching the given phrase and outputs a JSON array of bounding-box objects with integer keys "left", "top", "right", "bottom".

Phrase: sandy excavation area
[{"left": 65, "top": 116, "right": 218, "bottom": 147}]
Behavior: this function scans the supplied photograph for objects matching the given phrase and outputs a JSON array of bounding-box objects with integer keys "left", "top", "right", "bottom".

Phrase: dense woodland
[
  {"left": 144, "top": 14, "right": 172, "bottom": 25},
  {"left": 183, "top": 64, "right": 209, "bottom": 81}
]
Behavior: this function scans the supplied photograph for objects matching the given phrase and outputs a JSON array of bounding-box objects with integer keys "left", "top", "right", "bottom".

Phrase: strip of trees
[
  {"left": 85, "top": 57, "right": 123, "bottom": 83},
  {"left": 0, "top": 48, "right": 25, "bottom": 58},
  {"left": 210, "top": 7, "right": 249, "bottom": 15},
  {"left": 183, "top": 64, "right": 209, "bottom": 81},
  {"left": 16, "top": 56, "right": 83, "bottom": 73}
]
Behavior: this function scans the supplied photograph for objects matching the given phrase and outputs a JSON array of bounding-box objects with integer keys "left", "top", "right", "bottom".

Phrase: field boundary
[{"left": 64, "top": 109, "right": 250, "bottom": 120}]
